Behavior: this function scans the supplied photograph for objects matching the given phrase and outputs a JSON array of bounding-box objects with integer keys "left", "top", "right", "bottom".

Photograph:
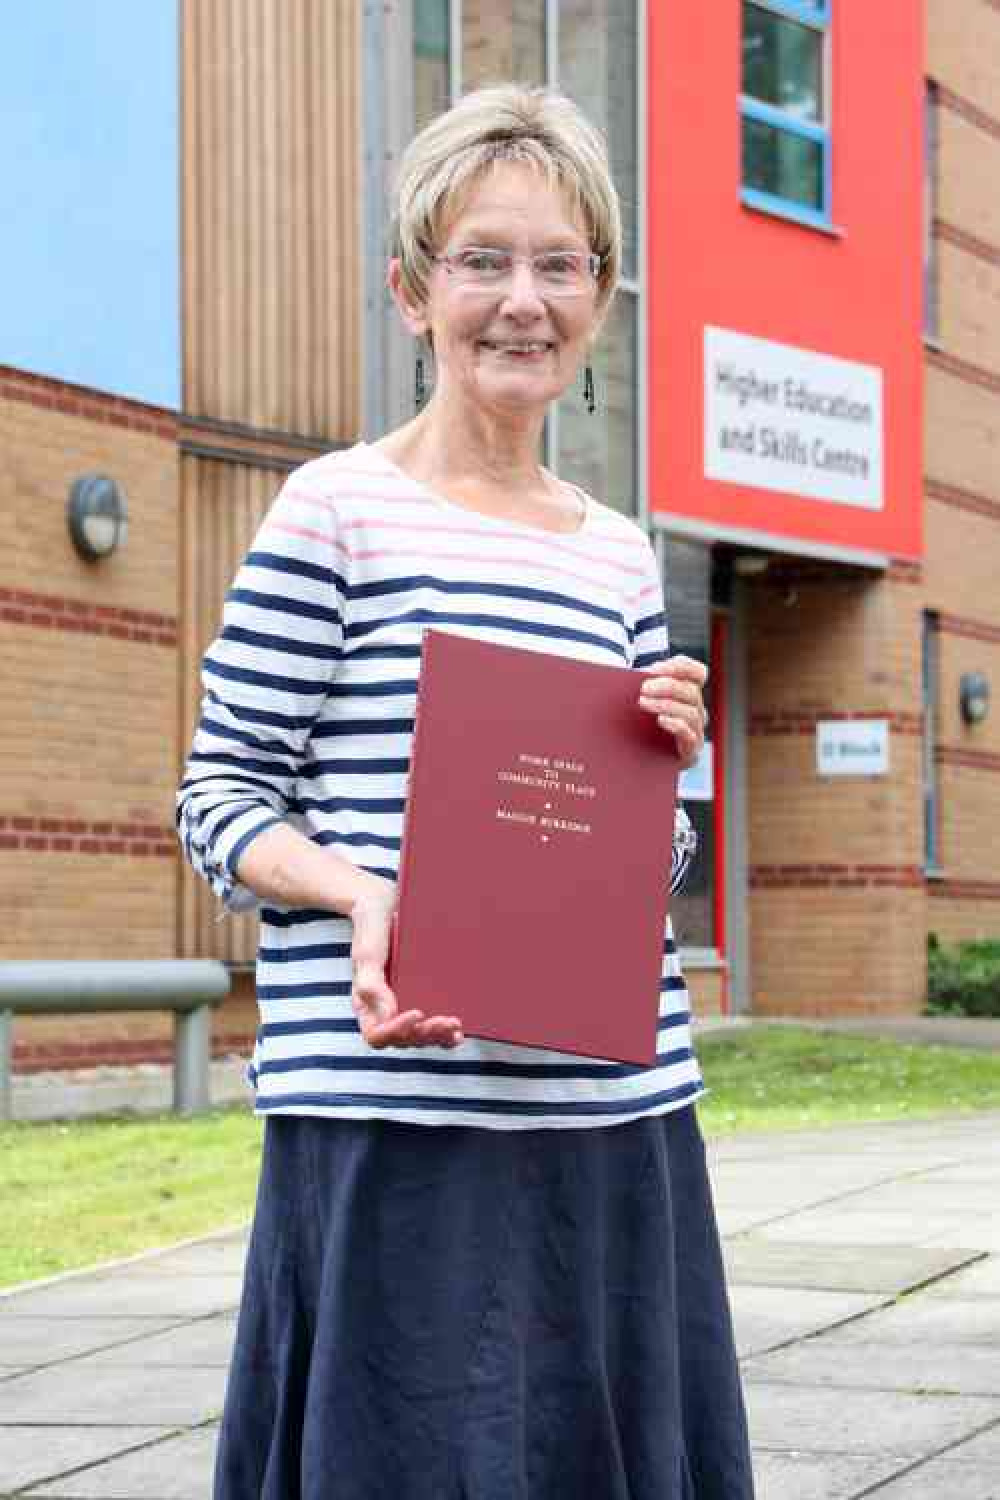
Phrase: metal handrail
[{"left": 0, "top": 960, "right": 231, "bottom": 1119}]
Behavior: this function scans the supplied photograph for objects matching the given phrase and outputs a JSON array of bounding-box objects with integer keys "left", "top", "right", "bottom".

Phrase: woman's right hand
[{"left": 350, "top": 874, "right": 464, "bottom": 1049}]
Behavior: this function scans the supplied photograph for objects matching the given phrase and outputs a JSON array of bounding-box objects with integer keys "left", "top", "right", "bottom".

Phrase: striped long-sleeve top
[{"left": 177, "top": 442, "right": 705, "bottom": 1128}]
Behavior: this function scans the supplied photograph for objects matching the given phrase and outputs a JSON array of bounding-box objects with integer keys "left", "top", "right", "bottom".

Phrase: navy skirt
[{"left": 215, "top": 1106, "right": 754, "bottom": 1499}]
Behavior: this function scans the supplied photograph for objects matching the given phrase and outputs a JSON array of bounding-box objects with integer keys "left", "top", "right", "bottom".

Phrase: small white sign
[
  {"left": 816, "top": 719, "right": 890, "bottom": 777},
  {"left": 704, "top": 326, "right": 884, "bottom": 510},
  {"left": 679, "top": 741, "right": 713, "bottom": 801}
]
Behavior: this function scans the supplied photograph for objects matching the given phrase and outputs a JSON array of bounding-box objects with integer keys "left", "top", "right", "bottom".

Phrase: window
[
  {"left": 661, "top": 540, "right": 716, "bottom": 950},
  {"left": 922, "top": 611, "right": 941, "bottom": 872},
  {"left": 462, "top": 0, "right": 546, "bottom": 93},
  {"left": 414, "top": 0, "right": 451, "bottom": 131},
  {"left": 556, "top": 0, "right": 640, "bottom": 516},
  {"left": 741, "top": 0, "right": 832, "bottom": 228},
  {"left": 412, "top": 1, "right": 642, "bottom": 517},
  {"left": 924, "top": 81, "right": 940, "bottom": 341}
]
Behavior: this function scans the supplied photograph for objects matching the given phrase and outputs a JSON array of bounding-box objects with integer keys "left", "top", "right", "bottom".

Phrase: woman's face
[{"left": 396, "top": 162, "right": 602, "bottom": 422}]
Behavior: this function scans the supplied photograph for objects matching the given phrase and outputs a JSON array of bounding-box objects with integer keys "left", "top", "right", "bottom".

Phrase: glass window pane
[
  {"left": 922, "top": 612, "right": 940, "bottom": 870},
  {"left": 924, "top": 84, "right": 939, "bottom": 340},
  {"left": 414, "top": 0, "right": 450, "bottom": 130},
  {"left": 742, "top": 2, "right": 824, "bottom": 122},
  {"left": 462, "top": 0, "right": 546, "bottom": 92},
  {"left": 742, "top": 115, "right": 824, "bottom": 210},
  {"left": 557, "top": 292, "right": 636, "bottom": 515},
  {"left": 670, "top": 799, "right": 715, "bottom": 950},
  {"left": 663, "top": 542, "right": 714, "bottom": 948},
  {"left": 559, "top": 0, "right": 638, "bottom": 281},
  {"left": 663, "top": 545, "right": 715, "bottom": 950}
]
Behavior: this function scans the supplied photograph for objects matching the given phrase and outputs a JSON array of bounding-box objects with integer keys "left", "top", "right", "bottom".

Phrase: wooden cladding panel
[
  {"left": 182, "top": 0, "right": 360, "bottom": 440},
  {"left": 178, "top": 454, "right": 283, "bottom": 965}
]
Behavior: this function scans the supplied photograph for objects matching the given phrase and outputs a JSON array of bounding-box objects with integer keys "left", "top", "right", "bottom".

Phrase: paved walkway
[{"left": 1, "top": 1110, "right": 999, "bottom": 1499}]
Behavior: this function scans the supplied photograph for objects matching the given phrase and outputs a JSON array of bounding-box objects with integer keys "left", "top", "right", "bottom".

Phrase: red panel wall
[{"left": 647, "top": 1, "right": 924, "bottom": 560}]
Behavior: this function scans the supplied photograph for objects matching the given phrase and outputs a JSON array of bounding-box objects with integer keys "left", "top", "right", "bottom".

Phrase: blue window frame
[{"left": 741, "top": 0, "right": 832, "bottom": 230}]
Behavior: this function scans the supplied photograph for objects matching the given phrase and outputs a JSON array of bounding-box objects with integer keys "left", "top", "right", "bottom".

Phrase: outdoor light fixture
[
  {"left": 959, "top": 672, "right": 990, "bottom": 726},
  {"left": 67, "top": 475, "right": 128, "bottom": 561},
  {"left": 731, "top": 552, "right": 769, "bottom": 578}
]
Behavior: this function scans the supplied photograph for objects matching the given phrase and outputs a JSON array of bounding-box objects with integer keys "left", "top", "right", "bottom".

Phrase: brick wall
[
  {"left": 685, "top": 967, "right": 727, "bottom": 1018},
  {"left": 0, "top": 367, "right": 179, "bottom": 953},
  {"left": 744, "top": 567, "right": 927, "bottom": 1014},
  {"left": 923, "top": 0, "right": 1000, "bottom": 949},
  {"left": 0, "top": 369, "right": 194, "bottom": 1068},
  {"left": 738, "top": 4, "right": 1000, "bottom": 1014}
]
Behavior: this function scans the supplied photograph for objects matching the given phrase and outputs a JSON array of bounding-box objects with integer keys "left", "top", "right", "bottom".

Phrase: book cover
[{"left": 389, "top": 630, "right": 680, "bottom": 1064}]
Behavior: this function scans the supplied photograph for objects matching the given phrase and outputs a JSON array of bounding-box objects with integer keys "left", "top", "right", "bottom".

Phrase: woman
[{"left": 179, "top": 84, "right": 754, "bottom": 1500}]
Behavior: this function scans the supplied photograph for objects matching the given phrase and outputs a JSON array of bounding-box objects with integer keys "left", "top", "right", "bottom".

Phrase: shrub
[{"left": 926, "top": 934, "right": 1000, "bottom": 1017}]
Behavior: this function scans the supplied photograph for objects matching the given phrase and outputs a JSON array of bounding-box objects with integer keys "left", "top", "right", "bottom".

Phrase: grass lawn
[
  {"left": 696, "top": 1023, "right": 1000, "bottom": 1134},
  {"left": 2, "top": 1025, "right": 998, "bottom": 1290},
  {"left": 0, "top": 1109, "right": 263, "bottom": 1290}
]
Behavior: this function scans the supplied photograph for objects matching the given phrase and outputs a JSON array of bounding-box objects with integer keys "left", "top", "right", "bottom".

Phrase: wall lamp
[
  {"left": 67, "top": 475, "right": 128, "bottom": 561},
  {"left": 959, "top": 672, "right": 990, "bottom": 726},
  {"left": 731, "top": 552, "right": 769, "bottom": 578}
]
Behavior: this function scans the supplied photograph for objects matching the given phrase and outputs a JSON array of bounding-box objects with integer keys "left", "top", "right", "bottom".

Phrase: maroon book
[{"left": 388, "top": 630, "right": 680, "bottom": 1064}]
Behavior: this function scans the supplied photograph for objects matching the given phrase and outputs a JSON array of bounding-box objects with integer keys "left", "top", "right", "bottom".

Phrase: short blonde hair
[{"left": 392, "top": 84, "right": 622, "bottom": 317}]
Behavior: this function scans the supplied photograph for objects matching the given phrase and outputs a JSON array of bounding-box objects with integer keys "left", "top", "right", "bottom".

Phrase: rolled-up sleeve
[
  {"left": 176, "top": 466, "right": 346, "bottom": 911},
  {"left": 631, "top": 545, "right": 699, "bottom": 896}
]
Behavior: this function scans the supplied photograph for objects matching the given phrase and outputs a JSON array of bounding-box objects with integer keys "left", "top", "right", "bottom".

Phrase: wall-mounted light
[
  {"left": 67, "top": 475, "right": 128, "bottom": 561},
  {"left": 959, "top": 672, "right": 990, "bottom": 726},
  {"left": 731, "top": 552, "right": 769, "bottom": 578}
]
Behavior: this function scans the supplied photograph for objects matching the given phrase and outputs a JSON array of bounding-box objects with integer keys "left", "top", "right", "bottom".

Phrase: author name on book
[{"left": 494, "top": 752, "right": 596, "bottom": 837}]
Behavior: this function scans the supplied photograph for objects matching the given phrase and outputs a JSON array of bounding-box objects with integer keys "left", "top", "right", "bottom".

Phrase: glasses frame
[{"left": 433, "top": 245, "right": 603, "bottom": 296}]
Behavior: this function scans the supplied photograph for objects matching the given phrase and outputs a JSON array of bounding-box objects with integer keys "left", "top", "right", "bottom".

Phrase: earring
[
  {"left": 415, "top": 354, "right": 427, "bottom": 411},
  {"left": 583, "top": 363, "right": 595, "bottom": 416}
]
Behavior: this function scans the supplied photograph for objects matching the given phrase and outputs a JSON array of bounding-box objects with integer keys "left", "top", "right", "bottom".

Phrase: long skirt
[{"left": 214, "top": 1105, "right": 755, "bottom": 1499}]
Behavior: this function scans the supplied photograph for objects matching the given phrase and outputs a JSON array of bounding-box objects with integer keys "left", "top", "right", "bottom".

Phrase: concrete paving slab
[
  {"left": 116, "top": 1240, "right": 248, "bottom": 1280},
  {"left": 922, "top": 1163, "right": 1000, "bottom": 1187},
  {"left": 23, "top": 1426, "right": 220, "bottom": 1499},
  {"left": 743, "top": 1339, "right": 1000, "bottom": 1397},
  {"left": 710, "top": 1125, "right": 967, "bottom": 1158},
  {"left": 723, "top": 1238, "right": 982, "bottom": 1295},
  {"left": 856, "top": 1453, "right": 1000, "bottom": 1497},
  {"left": 957, "top": 1426, "right": 1000, "bottom": 1462},
  {"left": 827, "top": 1295, "right": 1000, "bottom": 1348},
  {"left": 79, "top": 1314, "right": 237, "bottom": 1368},
  {"left": 743, "top": 1380, "right": 1000, "bottom": 1457},
  {"left": 714, "top": 1207, "right": 778, "bottom": 1235},
  {"left": 709, "top": 1112, "right": 1000, "bottom": 1159},
  {"left": 926, "top": 1220, "right": 1000, "bottom": 1254},
  {"left": 0, "top": 1427, "right": 167, "bottom": 1492},
  {"left": 749, "top": 1451, "right": 904, "bottom": 1500},
  {"left": 758, "top": 1208, "right": 978, "bottom": 1247},
  {"left": 0, "top": 1317, "right": 179, "bottom": 1367},
  {"left": 709, "top": 1159, "right": 930, "bottom": 1204},
  {"left": 729, "top": 1285, "right": 886, "bottom": 1358},
  {"left": 847, "top": 1178, "right": 1000, "bottom": 1214},
  {"left": 0, "top": 1362, "right": 224, "bottom": 1426},
  {"left": 3, "top": 1274, "right": 243, "bottom": 1320}
]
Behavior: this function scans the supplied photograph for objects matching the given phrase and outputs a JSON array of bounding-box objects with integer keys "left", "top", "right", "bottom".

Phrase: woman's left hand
[{"left": 638, "top": 655, "right": 709, "bottom": 771}]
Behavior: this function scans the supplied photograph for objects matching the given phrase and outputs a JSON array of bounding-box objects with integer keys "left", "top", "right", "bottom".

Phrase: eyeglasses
[{"left": 433, "top": 246, "right": 602, "bottom": 297}]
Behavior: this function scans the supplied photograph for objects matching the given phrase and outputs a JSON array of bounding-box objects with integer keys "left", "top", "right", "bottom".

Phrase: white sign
[
  {"left": 679, "top": 741, "right": 713, "bottom": 802},
  {"left": 704, "top": 326, "right": 884, "bottom": 510},
  {"left": 816, "top": 719, "right": 890, "bottom": 777}
]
